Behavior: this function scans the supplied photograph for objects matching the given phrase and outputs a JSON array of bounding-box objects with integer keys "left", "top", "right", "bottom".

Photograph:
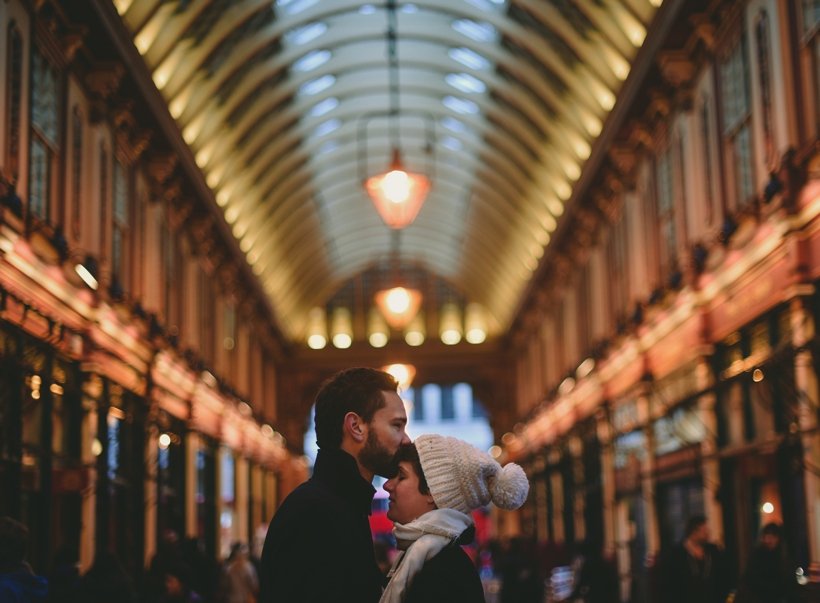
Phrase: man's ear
[{"left": 343, "top": 411, "right": 367, "bottom": 444}]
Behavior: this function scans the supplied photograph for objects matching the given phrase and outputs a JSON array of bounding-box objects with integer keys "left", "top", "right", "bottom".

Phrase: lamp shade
[
  {"left": 364, "top": 149, "right": 430, "bottom": 229},
  {"left": 306, "top": 307, "right": 327, "bottom": 349},
  {"left": 439, "top": 302, "right": 463, "bottom": 345},
  {"left": 374, "top": 286, "right": 422, "bottom": 330},
  {"left": 464, "top": 303, "right": 487, "bottom": 344},
  {"left": 330, "top": 307, "right": 353, "bottom": 349},
  {"left": 368, "top": 308, "right": 389, "bottom": 348},
  {"left": 404, "top": 312, "right": 426, "bottom": 346}
]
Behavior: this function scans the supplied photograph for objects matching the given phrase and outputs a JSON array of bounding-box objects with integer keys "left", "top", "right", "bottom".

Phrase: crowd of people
[{"left": 0, "top": 367, "right": 813, "bottom": 603}]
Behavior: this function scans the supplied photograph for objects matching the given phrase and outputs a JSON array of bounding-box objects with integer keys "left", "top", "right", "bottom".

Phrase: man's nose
[{"left": 400, "top": 431, "right": 411, "bottom": 445}]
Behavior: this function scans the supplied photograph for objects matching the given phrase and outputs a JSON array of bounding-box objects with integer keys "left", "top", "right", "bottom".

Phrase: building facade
[
  {"left": 0, "top": 0, "right": 299, "bottom": 576},
  {"left": 506, "top": 0, "right": 820, "bottom": 599}
]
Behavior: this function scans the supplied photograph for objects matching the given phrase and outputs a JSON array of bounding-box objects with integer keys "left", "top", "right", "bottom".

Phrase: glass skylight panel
[
  {"left": 452, "top": 19, "right": 497, "bottom": 43},
  {"left": 312, "top": 118, "right": 341, "bottom": 138},
  {"left": 318, "top": 140, "right": 340, "bottom": 155},
  {"left": 308, "top": 97, "right": 339, "bottom": 118},
  {"left": 293, "top": 49, "right": 331, "bottom": 73},
  {"left": 401, "top": 3, "right": 419, "bottom": 13},
  {"left": 276, "top": 0, "right": 318, "bottom": 16},
  {"left": 443, "top": 95, "right": 480, "bottom": 115},
  {"left": 446, "top": 73, "right": 487, "bottom": 94},
  {"left": 359, "top": 4, "right": 377, "bottom": 14},
  {"left": 464, "top": 0, "right": 506, "bottom": 12},
  {"left": 441, "top": 116, "right": 468, "bottom": 133},
  {"left": 298, "top": 74, "right": 335, "bottom": 97},
  {"left": 449, "top": 47, "right": 491, "bottom": 71},
  {"left": 284, "top": 22, "right": 327, "bottom": 46},
  {"left": 441, "top": 136, "right": 463, "bottom": 151}
]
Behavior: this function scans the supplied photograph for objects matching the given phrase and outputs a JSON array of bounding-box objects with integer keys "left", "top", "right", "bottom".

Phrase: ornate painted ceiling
[{"left": 113, "top": 0, "right": 662, "bottom": 341}]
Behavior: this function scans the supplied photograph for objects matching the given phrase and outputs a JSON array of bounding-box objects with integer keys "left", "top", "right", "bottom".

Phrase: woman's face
[{"left": 383, "top": 460, "right": 436, "bottom": 524}]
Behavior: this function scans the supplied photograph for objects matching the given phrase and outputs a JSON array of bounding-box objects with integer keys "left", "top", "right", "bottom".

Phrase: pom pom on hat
[
  {"left": 415, "top": 434, "right": 530, "bottom": 515},
  {"left": 490, "top": 463, "right": 529, "bottom": 510}
]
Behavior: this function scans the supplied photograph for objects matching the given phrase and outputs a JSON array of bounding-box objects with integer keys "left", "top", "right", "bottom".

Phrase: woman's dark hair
[
  {"left": 314, "top": 367, "right": 398, "bottom": 449},
  {"left": 394, "top": 443, "right": 430, "bottom": 495}
]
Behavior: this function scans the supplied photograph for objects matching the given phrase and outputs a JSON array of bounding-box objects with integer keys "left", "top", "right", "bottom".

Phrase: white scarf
[{"left": 379, "top": 508, "right": 473, "bottom": 603}]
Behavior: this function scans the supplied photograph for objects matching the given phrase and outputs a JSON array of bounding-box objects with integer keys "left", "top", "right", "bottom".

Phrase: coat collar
[{"left": 312, "top": 448, "right": 376, "bottom": 515}]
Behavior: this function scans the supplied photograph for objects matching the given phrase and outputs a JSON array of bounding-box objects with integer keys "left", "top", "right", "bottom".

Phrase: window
[
  {"left": 200, "top": 271, "right": 215, "bottom": 362},
  {"left": 719, "top": 29, "right": 756, "bottom": 210},
  {"left": 71, "top": 108, "right": 83, "bottom": 240},
  {"left": 440, "top": 385, "right": 455, "bottom": 420},
  {"left": 5, "top": 24, "right": 23, "bottom": 181},
  {"left": 755, "top": 11, "right": 775, "bottom": 168},
  {"left": 472, "top": 397, "right": 487, "bottom": 419},
  {"left": 800, "top": 0, "right": 820, "bottom": 137},
  {"left": 99, "top": 144, "right": 109, "bottom": 260},
  {"left": 30, "top": 48, "right": 60, "bottom": 221},
  {"left": 162, "top": 224, "right": 181, "bottom": 332},
  {"left": 699, "top": 95, "right": 718, "bottom": 226},
  {"left": 112, "top": 161, "right": 130, "bottom": 293},
  {"left": 607, "top": 215, "right": 629, "bottom": 321},
  {"left": 655, "top": 143, "right": 678, "bottom": 273}
]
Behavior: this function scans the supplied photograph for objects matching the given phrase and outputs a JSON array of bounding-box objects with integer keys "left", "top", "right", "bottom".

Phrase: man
[
  {"left": 735, "top": 523, "right": 799, "bottom": 603},
  {"left": 660, "top": 515, "right": 730, "bottom": 603},
  {"left": 259, "top": 367, "right": 410, "bottom": 603}
]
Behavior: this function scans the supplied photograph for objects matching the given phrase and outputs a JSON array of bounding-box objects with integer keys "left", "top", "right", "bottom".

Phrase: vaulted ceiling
[{"left": 113, "top": 0, "right": 662, "bottom": 342}]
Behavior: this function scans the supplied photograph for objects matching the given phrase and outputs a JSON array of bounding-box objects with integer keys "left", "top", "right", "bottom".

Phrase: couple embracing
[{"left": 259, "top": 367, "right": 529, "bottom": 603}]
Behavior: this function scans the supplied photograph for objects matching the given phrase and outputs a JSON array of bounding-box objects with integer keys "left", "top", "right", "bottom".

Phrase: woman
[{"left": 380, "top": 434, "right": 529, "bottom": 603}]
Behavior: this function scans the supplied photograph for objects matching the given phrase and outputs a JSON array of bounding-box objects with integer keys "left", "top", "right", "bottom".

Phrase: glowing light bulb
[
  {"left": 381, "top": 170, "right": 411, "bottom": 204},
  {"left": 386, "top": 288, "right": 411, "bottom": 314}
]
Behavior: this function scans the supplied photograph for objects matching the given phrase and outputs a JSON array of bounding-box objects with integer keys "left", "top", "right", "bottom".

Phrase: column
[
  {"left": 696, "top": 352, "right": 723, "bottom": 545},
  {"left": 792, "top": 297, "right": 820, "bottom": 566},
  {"left": 569, "top": 435, "right": 586, "bottom": 542},
  {"left": 185, "top": 431, "right": 199, "bottom": 539},
  {"left": 597, "top": 409, "right": 617, "bottom": 556},
  {"left": 79, "top": 392, "right": 97, "bottom": 572},
  {"left": 638, "top": 393, "right": 660, "bottom": 562},
  {"left": 549, "top": 448, "right": 565, "bottom": 544},
  {"left": 143, "top": 421, "right": 159, "bottom": 568},
  {"left": 235, "top": 455, "right": 249, "bottom": 545}
]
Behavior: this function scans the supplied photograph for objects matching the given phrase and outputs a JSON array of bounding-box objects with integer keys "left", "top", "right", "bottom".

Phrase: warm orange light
[
  {"left": 364, "top": 150, "right": 430, "bottom": 228},
  {"left": 383, "top": 363, "right": 416, "bottom": 391},
  {"left": 375, "top": 286, "right": 422, "bottom": 329}
]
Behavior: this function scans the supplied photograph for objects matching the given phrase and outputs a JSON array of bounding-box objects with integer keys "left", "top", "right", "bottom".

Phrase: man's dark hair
[
  {"left": 685, "top": 515, "right": 707, "bottom": 538},
  {"left": 314, "top": 367, "right": 398, "bottom": 449},
  {"left": 761, "top": 522, "right": 781, "bottom": 538},
  {"left": 393, "top": 443, "right": 430, "bottom": 495},
  {"left": 0, "top": 516, "right": 28, "bottom": 571}
]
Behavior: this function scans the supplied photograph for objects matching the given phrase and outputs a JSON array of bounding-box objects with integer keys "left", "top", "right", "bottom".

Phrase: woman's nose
[{"left": 384, "top": 479, "right": 395, "bottom": 492}]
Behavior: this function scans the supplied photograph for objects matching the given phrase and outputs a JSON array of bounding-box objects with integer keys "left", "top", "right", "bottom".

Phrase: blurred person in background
[
  {"left": 223, "top": 543, "right": 258, "bottom": 603},
  {"left": 0, "top": 517, "right": 47, "bottom": 603},
  {"left": 659, "top": 515, "right": 730, "bottom": 603},
  {"left": 735, "top": 523, "right": 799, "bottom": 603},
  {"left": 379, "top": 435, "right": 529, "bottom": 603}
]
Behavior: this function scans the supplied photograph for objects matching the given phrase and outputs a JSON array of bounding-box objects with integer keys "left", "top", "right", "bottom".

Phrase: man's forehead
[{"left": 376, "top": 390, "right": 406, "bottom": 415}]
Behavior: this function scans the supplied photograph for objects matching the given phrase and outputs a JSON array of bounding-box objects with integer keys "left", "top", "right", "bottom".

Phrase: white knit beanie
[{"left": 415, "top": 434, "right": 529, "bottom": 514}]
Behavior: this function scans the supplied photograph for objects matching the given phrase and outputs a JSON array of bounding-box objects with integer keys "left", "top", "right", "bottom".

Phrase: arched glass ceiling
[{"left": 113, "top": 0, "right": 662, "bottom": 339}]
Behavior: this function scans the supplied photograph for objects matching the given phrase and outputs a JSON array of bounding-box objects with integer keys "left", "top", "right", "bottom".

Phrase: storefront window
[{"left": 654, "top": 404, "right": 706, "bottom": 456}]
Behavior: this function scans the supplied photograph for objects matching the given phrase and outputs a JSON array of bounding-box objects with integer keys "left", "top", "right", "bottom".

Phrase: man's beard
[{"left": 359, "top": 428, "right": 396, "bottom": 478}]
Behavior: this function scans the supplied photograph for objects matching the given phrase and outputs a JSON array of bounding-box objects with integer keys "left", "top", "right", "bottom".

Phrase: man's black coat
[{"left": 259, "top": 448, "right": 383, "bottom": 603}]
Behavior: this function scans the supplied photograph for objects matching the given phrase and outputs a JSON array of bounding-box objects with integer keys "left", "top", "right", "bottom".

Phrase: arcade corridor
[{"left": 0, "top": 0, "right": 819, "bottom": 601}]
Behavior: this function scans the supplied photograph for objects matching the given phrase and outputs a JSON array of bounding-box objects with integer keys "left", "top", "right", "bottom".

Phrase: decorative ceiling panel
[{"left": 113, "top": 0, "right": 661, "bottom": 340}]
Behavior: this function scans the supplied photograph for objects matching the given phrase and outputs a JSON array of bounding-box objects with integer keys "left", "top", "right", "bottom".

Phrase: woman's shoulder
[{"left": 407, "top": 545, "right": 484, "bottom": 603}]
